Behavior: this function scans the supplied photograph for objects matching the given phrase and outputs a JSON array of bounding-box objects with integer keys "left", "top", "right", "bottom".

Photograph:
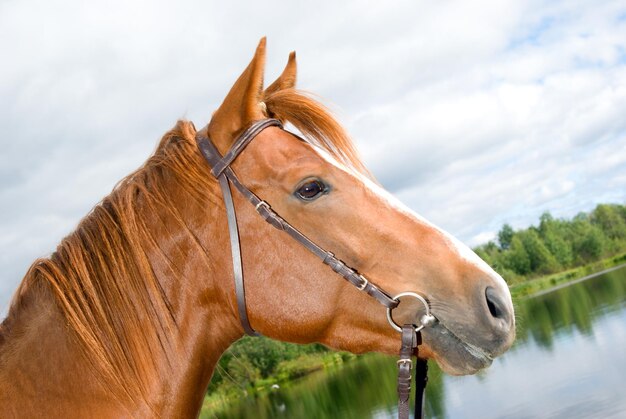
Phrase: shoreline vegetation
[
  {"left": 202, "top": 203, "right": 626, "bottom": 416},
  {"left": 510, "top": 253, "right": 626, "bottom": 299},
  {"left": 201, "top": 351, "right": 356, "bottom": 416}
]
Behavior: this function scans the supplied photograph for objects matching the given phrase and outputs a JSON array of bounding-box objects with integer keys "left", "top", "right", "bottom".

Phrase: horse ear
[
  {"left": 265, "top": 51, "right": 297, "bottom": 96},
  {"left": 208, "top": 38, "right": 267, "bottom": 151}
]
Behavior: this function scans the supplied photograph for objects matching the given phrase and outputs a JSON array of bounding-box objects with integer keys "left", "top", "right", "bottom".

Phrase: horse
[{"left": 0, "top": 38, "right": 515, "bottom": 417}]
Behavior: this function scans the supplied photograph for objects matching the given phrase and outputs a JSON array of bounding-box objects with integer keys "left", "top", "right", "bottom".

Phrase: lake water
[{"left": 215, "top": 266, "right": 626, "bottom": 418}]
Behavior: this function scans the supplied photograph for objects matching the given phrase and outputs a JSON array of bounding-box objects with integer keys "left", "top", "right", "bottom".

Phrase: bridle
[{"left": 196, "top": 118, "right": 436, "bottom": 418}]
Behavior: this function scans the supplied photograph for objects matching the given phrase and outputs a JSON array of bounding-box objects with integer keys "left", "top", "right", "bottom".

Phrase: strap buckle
[
  {"left": 255, "top": 200, "right": 270, "bottom": 212},
  {"left": 397, "top": 358, "right": 413, "bottom": 367},
  {"left": 357, "top": 275, "right": 369, "bottom": 291},
  {"left": 254, "top": 200, "right": 285, "bottom": 230}
]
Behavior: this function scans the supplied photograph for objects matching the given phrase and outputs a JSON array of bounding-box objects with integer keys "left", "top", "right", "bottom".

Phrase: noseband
[{"left": 197, "top": 118, "right": 435, "bottom": 418}]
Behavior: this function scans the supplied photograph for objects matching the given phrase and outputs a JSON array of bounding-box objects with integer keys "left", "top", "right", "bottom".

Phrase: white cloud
[{"left": 1, "top": 0, "right": 626, "bottom": 309}]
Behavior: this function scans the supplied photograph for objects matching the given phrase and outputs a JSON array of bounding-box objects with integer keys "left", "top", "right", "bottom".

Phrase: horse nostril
[{"left": 485, "top": 286, "right": 505, "bottom": 319}]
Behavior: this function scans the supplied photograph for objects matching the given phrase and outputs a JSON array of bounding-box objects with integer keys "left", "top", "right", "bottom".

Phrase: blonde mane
[{"left": 5, "top": 88, "right": 365, "bottom": 402}]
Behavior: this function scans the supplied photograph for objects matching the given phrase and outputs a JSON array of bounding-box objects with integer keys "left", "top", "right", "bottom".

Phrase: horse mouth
[{"left": 421, "top": 321, "right": 494, "bottom": 375}]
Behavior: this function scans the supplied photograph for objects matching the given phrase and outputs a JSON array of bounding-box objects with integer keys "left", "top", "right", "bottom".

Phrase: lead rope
[
  {"left": 397, "top": 325, "right": 416, "bottom": 418},
  {"left": 414, "top": 356, "right": 428, "bottom": 419},
  {"left": 397, "top": 325, "right": 428, "bottom": 419}
]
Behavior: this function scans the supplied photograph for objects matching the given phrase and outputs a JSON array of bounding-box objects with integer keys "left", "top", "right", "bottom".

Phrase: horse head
[{"left": 201, "top": 38, "right": 515, "bottom": 375}]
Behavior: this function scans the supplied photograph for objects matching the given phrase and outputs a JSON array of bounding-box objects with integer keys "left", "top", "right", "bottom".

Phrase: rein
[{"left": 196, "top": 118, "right": 436, "bottom": 418}]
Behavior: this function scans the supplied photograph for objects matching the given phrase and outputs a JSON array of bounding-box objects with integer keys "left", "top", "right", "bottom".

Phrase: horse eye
[{"left": 295, "top": 180, "right": 327, "bottom": 201}]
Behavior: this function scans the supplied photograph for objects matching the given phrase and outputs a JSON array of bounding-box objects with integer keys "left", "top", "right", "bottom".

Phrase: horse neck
[
  {"left": 0, "top": 279, "right": 127, "bottom": 416},
  {"left": 134, "top": 179, "right": 245, "bottom": 414},
  {"left": 0, "top": 165, "right": 244, "bottom": 416}
]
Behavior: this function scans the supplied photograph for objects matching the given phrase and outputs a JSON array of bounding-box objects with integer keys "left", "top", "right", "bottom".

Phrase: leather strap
[
  {"left": 414, "top": 356, "right": 428, "bottom": 419},
  {"left": 198, "top": 132, "right": 260, "bottom": 336},
  {"left": 397, "top": 324, "right": 417, "bottom": 419},
  {"left": 218, "top": 174, "right": 258, "bottom": 336},
  {"left": 197, "top": 119, "right": 399, "bottom": 335},
  {"left": 210, "top": 119, "right": 283, "bottom": 177},
  {"left": 397, "top": 324, "right": 428, "bottom": 419},
  {"left": 230, "top": 173, "right": 398, "bottom": 308}
]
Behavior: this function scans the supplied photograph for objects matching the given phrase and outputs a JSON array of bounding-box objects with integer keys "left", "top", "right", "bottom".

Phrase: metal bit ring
[{"left": 386, "top": 292, "right": 437, "bottom": 333}]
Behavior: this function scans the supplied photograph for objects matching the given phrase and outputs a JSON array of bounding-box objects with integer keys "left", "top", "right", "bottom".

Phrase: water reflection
[
  {"left": 517, "top": 269, "right": 626, "bottom": 350},
  {"left": 213, "top": 355, "right": 446, "bottom": 418},
  {"left": 212, "top": 268, "right": 626, "bottom": 418}
]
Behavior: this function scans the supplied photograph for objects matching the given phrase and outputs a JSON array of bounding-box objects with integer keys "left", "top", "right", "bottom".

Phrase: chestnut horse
[{"left": 0, "top": 39, "right": 515, "bottom": 417}]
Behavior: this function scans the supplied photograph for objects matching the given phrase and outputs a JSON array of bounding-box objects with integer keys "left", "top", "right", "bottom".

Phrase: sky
[{"left": 1, "top": 0, "right": 625, "bottom": 310}]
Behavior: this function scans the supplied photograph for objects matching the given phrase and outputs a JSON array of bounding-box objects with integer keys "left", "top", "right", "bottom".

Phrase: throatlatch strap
[
  {"left": 197, "top": 123, "right": 279, "bottom": 336},
  {"left": 218, "top": 173, "right": 258, "bottom": 336}
]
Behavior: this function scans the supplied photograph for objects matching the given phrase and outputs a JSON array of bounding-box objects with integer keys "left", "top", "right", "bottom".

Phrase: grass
[{"left": 509, "top": 251, "right": 626, "bottom": 299}]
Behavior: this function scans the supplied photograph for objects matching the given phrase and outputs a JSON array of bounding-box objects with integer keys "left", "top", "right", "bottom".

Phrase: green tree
[
  {"left": 539, "top": 212, "right": 554, "bottom": 230},
  {"left": 576, "top": 228, "right": 606, "bottom": 261},
  {"left": 538, "top": 212, "right": 573, "bottom": 267},
  {"left": 518, "top": 229, "right": 560, "bottom": 274},
  {"left": 227, "top": 354, "right": 261, "bottom": 385},
  {"left": 498, "top": 224, "right": 514, "bottom": 250},
  {"left": 474, "top": 241, "right": 499, "bottom": 266},
  {"left": 571, "top": 216, "right": 608, "bottom": 262},
  {"left": 591, "top": 204, "right": 626, "bottom": 240},
  {"left": 542, "top": 229, "right": 573, "bottom": 267},
  {"left": 504, "top": 236, "right": 531, "bottom": 275}
]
